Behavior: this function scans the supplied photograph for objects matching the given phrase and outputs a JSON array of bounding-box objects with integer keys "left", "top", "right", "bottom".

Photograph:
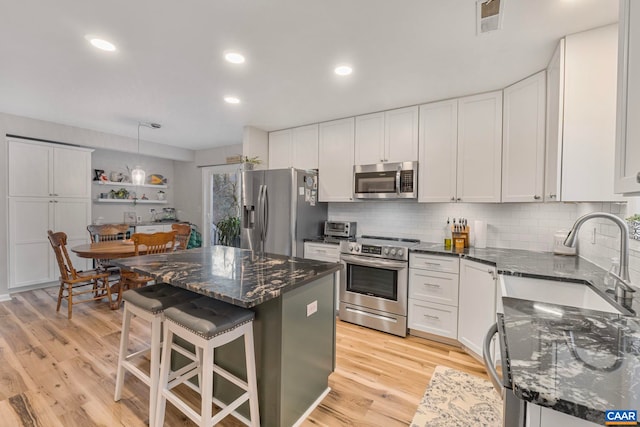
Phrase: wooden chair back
[
  {"left": 87, "top": 224, "right": 130, "bottom": 243},
  {"left": 171, "top": 223, "right": 192, "bottom": 250},
  {"left": 48, "top": 230, "right": 78, "bottom": 281},
  {"left": 131, "top": 231, "right": 177, "bottom": 256}
]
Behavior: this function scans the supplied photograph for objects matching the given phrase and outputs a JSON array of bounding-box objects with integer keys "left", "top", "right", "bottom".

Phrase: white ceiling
[{"left": 0, "top": 0, "right": 618, "bottom": 151}]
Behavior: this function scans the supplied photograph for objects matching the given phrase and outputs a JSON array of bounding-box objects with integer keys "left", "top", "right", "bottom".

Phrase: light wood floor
[{"left": 0, "top": 287, "right": 488, "bottom": 426}]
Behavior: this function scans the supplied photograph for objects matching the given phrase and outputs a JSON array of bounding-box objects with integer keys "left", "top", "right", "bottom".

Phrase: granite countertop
[
  {"left": 410, "top": 243, "right": 640, "bottom": 424},
  {"left": 112, "top": 246, "right": 341, "bottom": 308}
]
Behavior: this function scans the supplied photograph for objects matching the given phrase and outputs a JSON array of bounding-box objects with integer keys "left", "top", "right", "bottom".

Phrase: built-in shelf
[
  {"left": 94, "top": 199, "right": 168, "bottom": 204},
  {"left": 93, "top": 180, "right": 168, "bottom": 189}
]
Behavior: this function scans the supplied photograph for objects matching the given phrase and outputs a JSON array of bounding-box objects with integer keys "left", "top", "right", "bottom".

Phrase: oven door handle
[
  {"left": 483, "top": 323, "right": 502, "bottom": 395},
  {"left": 341, "top": 254, "right": 407, "bottom": 270}
]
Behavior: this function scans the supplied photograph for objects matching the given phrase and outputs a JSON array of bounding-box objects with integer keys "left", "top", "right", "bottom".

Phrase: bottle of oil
[{"left": 444, "top": 218, "right": 452, "bottom": 249}]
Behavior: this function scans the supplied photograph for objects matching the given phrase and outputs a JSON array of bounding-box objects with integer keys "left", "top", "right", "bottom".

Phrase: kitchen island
[{"left": 112, "top": 246, "right": 342, "bottom": 427}]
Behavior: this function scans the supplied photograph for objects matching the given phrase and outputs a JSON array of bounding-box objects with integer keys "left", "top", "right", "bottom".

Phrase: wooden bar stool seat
[
  {"left": 114, "top": 283, "right": 200, "bottom": 427},
  {"left": 155, "top": 297, "right": 260, "bottom": 427}
]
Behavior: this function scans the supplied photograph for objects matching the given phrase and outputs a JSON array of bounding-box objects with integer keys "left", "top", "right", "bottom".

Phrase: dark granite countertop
[
  {"left": 112, "top": 246, "right": 342, "bottom": 308},
  {"left": 411, "top": 243, "right": 640, "bottom": 423}
]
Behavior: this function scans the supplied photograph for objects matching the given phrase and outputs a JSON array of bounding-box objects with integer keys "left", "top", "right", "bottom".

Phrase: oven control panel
[{"left": 340, "top": 241, "right": 409, "bottom": 261}]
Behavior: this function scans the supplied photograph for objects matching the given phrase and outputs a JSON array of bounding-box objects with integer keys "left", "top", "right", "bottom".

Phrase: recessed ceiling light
[
  {"left": 85, "top": 36, "right": 117, "bottom": 52},
  {"left": 224, "top": 96, "right": 241, "bottom": 104},
  {"left": 224, "top": 52, "right": 246, "bottom": 64},
  {"left": 334, "top": 65, "right": 353, "bottom": 76}
]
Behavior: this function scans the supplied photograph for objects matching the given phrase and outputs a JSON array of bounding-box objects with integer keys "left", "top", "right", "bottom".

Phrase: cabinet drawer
[
  {"left": 409, "top": 269, "right": 459, "bottom": 306},
  {"left": 410, "top": 253, "right": 459, "bottom": 274},
  {"left": 304, "top": 242, "right": 340, "bottom": 262},
  {"left": 408, "top": 299, "right": 458, "bottom": 339},
  {"left": 135, "top": 225, "right": 171, "bottom": 234}
]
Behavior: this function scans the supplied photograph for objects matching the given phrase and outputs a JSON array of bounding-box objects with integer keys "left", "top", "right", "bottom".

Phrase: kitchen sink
[{"left": 499, "top": 275, "right": 623, "bottom": 314}]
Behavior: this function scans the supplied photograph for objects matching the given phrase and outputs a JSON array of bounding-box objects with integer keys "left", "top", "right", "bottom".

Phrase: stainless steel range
[{"left": 339, "top": 236, "right": 420, "bottom": 337}]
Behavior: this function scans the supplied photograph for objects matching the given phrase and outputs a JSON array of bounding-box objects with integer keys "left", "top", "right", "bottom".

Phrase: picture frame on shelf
[{"left": 94, "top": 169, "right": 106, "bottom": 181}]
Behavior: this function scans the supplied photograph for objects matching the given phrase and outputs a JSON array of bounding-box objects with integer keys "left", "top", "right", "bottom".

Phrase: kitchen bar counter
[
  {"left": 411, "top": 243, "right": 640, "bottom": 424},
  {"left": 112, "top": 246, "right": 341, "bottom": 427}
]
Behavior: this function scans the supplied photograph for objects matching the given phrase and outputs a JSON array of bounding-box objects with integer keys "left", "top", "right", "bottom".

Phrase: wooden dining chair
[
  {"left": 86, "top": 224, "right": 131, "bottom": 274},
  {"left": 117, "top": 231, "right": 177, "bottom": 307},
  {"left": 171, "top": 223, "right": 192, "bottom": 250},
  {"left": 47, "top": 230, "right": 113, "bottom": 319}
]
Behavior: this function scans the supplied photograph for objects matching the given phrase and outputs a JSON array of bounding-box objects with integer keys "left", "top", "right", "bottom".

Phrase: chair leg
[
  {"left": 244, "top": 326, "right": 260, "bottom": 427},
  {"left": 67, "top": 284, "right": 73, "bottom": 319},
  {"left": 104, "top": 277, "right": 113, "bottom": 307},
  {"left": 155, "top": 325, "right": 174, "bottom": 427},
  {"left": 56, "top": 281, "right": 64, "bottom": 313},
  {"left": 200, "top": 345, "right": 214, "bottom": 427},
  {"left": 114, "top": 304, "right": 133, "bottom": 402},
  {"left": 149, "top": 315, "right": 162, "bottom": 427}
]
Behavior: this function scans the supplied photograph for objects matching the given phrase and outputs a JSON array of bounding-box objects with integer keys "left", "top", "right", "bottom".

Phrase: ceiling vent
[{"left": 477, "top": 0, "right": 504, "bottom": 35}]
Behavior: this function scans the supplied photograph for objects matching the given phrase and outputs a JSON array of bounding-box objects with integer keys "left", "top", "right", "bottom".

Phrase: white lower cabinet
[
  {"left": 408, "top": 254, "right": 460, "bottom": 340},
  {"left": 9, "top": 197, "right": 90, "bottom": 289},
  {"left": 304, "top": 242, "right": 340, "bottom": 309},
  {"left": 134, "top": 224, "right": 173, "bottom": 234},
  {"left": 457, "top": 259, "right": 497, "bottom": 358}
]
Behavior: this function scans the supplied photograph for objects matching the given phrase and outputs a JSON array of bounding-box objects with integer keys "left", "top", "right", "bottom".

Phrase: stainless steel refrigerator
[{"left": 240, "top": 168, "right": 327, "bottom": 257}]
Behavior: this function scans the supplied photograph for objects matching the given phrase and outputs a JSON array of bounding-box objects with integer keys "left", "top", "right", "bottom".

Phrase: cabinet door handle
[
  {"left": 423, "top": 314, "right": 440, "bottom": 320},
  {"left": 637, "top": 172, "right": 640, "bottom": 183},
  {"left": 456, "top": 198, "right": 462, "bottom": 202},
  {"left": 533, "top": 195, "right": 541, "bottom": 200},
  {"left": 548, "top": 194, "right": 556, "bottom": 199},
  {"left": 423, "top": 283, "right": 441, "bottom": 288},
  {"left": 421, "top": 261, "right": 442, "bottom": 267},
  {"left": 450, "top": 197, "right": 456, "bottom": 201}
]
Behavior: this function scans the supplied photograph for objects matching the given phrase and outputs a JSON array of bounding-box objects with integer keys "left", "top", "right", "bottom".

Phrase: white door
[
  {"left": 385, "top": 106, "right": 419, "bottom": 163},
  {"left": 9, "top": 198, "right": 54, "bottom": 288},
  {"left": 318, "top": 118, "right": 355, "bottom": 202},
  {"left": 8, "top": 139, "right": 52, "bottom": 197},
  {"left": 354, "top": 112, "right": 385, "bottom": 165},
  {"left": 418, "top": 100, "right": 458, "bottom": 202},
  {"left": 545, "top": 40, "right": 565, "bottom": 202},
  {"left": 202, "top": 164, "right": 242, "bottom": 247},
  {"left": 457, "top": 91, "right": 503, "bottom": 203},
  {"left": 53, "top": 147, "right": 92, "bottom": 198},
  {"left": 292, "top": 124, "right": 319, "bottom": 170},
  {"left": 268, "top": 129, "right": 292, "bottom": 169},
  {"left": 458, "top": 259, "right": 497, "bottom": 358},
  {"left": 502, "top": 71, "right": 546, "bottom": 203}
]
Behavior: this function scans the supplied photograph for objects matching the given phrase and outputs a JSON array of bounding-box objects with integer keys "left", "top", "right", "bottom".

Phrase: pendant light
[{"left": 132, "top": 122, "right": 161, "bottom": 185}]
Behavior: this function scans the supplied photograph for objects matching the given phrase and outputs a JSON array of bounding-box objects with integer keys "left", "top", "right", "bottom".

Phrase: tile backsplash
[{"left": 329, "top": 198, "right": 640, "bottom": 283}]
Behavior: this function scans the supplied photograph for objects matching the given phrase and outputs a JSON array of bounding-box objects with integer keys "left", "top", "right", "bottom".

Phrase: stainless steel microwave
[{"left": 353, "top": 161, "right": 418, "bottom": 199}]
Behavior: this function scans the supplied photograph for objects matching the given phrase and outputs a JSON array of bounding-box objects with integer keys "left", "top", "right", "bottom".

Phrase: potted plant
[
  {"left": 241, "top": 156, "right": 262, "bottom": 170},
  {"left": 216, "top": 216, "right": 241, "bottom": 247},
  {"left": 626, "top": 214, "right": 640, "bottom": 240}
]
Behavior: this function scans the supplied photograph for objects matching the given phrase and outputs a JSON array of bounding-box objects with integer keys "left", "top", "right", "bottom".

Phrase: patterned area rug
[{"left": 411, "top": 366, "right": 503, "bottom": 427}]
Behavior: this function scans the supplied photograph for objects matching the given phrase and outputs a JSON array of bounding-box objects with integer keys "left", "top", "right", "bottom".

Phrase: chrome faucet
[{"left": 564, "top": 212, "right": 635, "bottom": 304}]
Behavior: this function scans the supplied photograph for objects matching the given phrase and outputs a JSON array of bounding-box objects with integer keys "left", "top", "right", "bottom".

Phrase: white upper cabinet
[
  {"left": 269, "top": 125, "right": 319, "bottom": 170},
  {"left": 292, "top": 124, "right": 319, "bottom": 170},
  {"left": 268, "top": 129, "right": 293, "bottom": 169},
  {"left": 8, "top": 138, "right": 92, "bottom": 198},
  {"left": 502, "top": 71, "right": 546, "bottom": 203},
  {"left": 457, "top": 91, "right": 503, "bottom": 203},
  {"left": 545, "top": 40, "right": 564, "bottom": 202},
  {"left": 355, "top": 112, "right": 385, "bottom": 165},
  {"left": 354, "top": 106, "right": 418, "bottom": 165},
  {"left": 418, "top": 99, "right": 458, "bottom": 203},
  {"left": 561, "top": 24, "right": 622, "bottom": 201},
  {"left": 616, "top": 1, "right": 640, "bottom": 194},
  {"left": 318, "top": 118, "right": 355, "bottom": 202}
]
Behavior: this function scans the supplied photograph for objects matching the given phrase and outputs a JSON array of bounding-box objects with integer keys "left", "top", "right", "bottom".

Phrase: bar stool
[
  {"left": 114, "top": 284, "right": 200, "bottom": 427},
  {"left": 155, "top": 297, "right": 260, "bottom": 427}
]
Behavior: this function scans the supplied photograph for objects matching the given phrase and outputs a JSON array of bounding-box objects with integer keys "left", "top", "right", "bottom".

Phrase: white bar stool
[
  {"left": 154, "top": 297, "right": 260, "bottom": 427},
  {"left": 114, "top": 283, "right": 200, "bottom": 427}
]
